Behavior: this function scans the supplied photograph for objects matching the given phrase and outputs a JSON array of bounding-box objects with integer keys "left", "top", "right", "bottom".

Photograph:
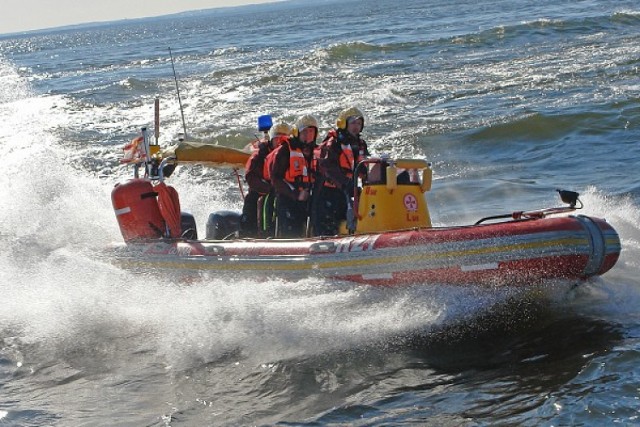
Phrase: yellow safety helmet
[
  {"left": 291, "top": 114, "right": 318, "bottom": 137},
  {"left": 336, "top": 106, "right": 365, "bottom": 130},
  {"left": 269, "top": 121, "right": 292, "bottom": 139}
]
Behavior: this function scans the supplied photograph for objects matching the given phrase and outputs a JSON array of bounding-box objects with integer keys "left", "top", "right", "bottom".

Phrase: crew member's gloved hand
[{"left": 297, "top": 189, "right": 310, "bottom": 202}]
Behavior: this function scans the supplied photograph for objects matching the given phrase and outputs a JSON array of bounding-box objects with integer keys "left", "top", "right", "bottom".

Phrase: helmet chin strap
[{"left": 344, "top": 130, "right": 360, "bottom": 140}]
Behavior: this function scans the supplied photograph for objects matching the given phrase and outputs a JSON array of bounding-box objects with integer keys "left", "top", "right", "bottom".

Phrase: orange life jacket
[
  {"left": 321, "top": 130, "right": 366, "bottom": 188},
  {"left": 338, "top": 143, "right": 356, "bottom": 175},
  {"left": 285, "top": 146, "right": 312, "bottom": 188},
  {"left": 264, "top": 140, "right": 314, "bottom": 189}
]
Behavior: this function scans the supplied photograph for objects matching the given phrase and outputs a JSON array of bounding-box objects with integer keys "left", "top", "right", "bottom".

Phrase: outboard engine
[
  {"left": 112, "top": 179, "right": 164, "bottom": 242},
  {"left": 206, "top": 211, "right": 241, "bottom": 240},
  {"left": 180, "top": 212, "right": 197, "bottom": 240}
]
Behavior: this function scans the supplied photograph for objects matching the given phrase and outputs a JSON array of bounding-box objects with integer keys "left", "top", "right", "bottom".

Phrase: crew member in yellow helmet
[
  {"left": 239, "top": 121, "right": 291, "bottom": 237},
  {"left": 314, "top": 107, "right": 369, "bottom": 236},
  {"left": 267, "top": 114, "right": 318, "bottom": 238}
]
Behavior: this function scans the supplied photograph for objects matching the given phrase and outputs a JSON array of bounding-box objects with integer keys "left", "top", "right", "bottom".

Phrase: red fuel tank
[{"left": 112, "top": 179, "right": 164, "bottom": 242}]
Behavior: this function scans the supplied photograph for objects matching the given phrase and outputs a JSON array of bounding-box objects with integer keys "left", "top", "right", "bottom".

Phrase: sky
[{"left": 1, "top": 0, "right": 280, "bottom": 35}]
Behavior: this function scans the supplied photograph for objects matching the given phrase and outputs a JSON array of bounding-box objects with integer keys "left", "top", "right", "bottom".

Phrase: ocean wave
[
  {"left": 323, "top": 41, "right": 388, "bottom": 60},
  {"left": 611, "top": 9, "right": 640, "bottom": 23},
  {"left": 467, "top": 104, "right": 637, "bottom": 143},
  {"left": 470, "top": 112, "right": 587, "bottom": 142},
  {"left": 311, "top": 9, "right": 640, "bottom": 65},
  {"left": 0, "top": 57, "right": 31, "bottom": 104},
  {"left": 447, "top": 12, "right": 638, "bottom": 48},
  {"left": 116, "top": 77, "right": 158, "bottom": 92}
]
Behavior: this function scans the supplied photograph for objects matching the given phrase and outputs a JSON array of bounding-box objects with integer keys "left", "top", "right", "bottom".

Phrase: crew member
[
  {"left": 267, "top": 115, "right": 318, "bottom": 238},
  {"left": 239, "top": 121, "right": 291, "bottom": 237},
  {"left": 314, "top": 106, "right": 369, "bottom": 236}
]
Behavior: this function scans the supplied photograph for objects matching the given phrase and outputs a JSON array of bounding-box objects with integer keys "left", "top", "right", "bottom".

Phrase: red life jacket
[
  {"left": 263, "top": 146, "right": 278, "bottom": 182},
  {"left": 245, "top": 140, "right": 270, "bottom": 177},
  {"left": 262, "top": 137, "right": 291, "bottom": 182}
]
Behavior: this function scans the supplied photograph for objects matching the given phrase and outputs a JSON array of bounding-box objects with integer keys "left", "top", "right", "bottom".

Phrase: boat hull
[{"left": 111, "top": 215, "right": 620, "bottom": 286}]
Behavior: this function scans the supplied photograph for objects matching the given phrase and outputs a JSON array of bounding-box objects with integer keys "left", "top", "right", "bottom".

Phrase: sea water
[{"left": 1, "top": 0, "right": 639, "bottom": 425}]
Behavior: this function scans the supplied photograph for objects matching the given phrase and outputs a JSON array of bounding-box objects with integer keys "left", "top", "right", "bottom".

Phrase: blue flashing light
[{"left": 258, "top": 115, "right": 273, "bottom": 132}]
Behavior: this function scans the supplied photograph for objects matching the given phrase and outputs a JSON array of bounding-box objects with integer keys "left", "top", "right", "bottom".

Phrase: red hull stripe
[{"left": 113, "top": 215, "right": 621, "bottom": 285}]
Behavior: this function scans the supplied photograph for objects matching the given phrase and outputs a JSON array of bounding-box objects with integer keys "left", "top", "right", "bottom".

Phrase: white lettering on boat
[
  {"left": 362, "top": 273, "right": 393, "bottom": 280},
  {"left": 335, "top": 235, "right": 379, "bottom": 253},
  {"left": 461, "top": 263, "right": 499, "bottom": 272},
  {"left": 168, "top": 245, "right": 192, "bottom": 256}
]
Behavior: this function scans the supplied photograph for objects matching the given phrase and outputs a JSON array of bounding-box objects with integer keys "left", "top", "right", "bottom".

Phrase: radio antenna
[{"left": 168, "top": 47, "right": 188, "bottom": 139}]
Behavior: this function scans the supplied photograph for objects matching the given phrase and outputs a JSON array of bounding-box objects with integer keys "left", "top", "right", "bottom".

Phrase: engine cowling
[{"left": 112, "top": 179, "right": 164, "bottom": 242}]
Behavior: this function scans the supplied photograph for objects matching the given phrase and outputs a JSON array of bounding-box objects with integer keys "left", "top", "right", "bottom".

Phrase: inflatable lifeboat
[{"left": 110, "top": 128, "right": 621, "bottom": 286}]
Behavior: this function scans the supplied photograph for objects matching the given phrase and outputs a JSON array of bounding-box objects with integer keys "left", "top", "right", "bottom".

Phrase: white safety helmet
[
  {"left": 336, "top": 106, "right": 365, "bottom": 131},
  {"left": 292, "top": 114, "right": 318, "bottom": 138},
  {"left": 269, "top": 122, "right": 292, "bottom": 139}
]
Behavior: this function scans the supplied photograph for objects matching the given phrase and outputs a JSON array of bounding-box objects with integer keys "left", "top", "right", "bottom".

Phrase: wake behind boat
[{"left": 109, "top": 124, "right": 621, "bottom": 287}]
